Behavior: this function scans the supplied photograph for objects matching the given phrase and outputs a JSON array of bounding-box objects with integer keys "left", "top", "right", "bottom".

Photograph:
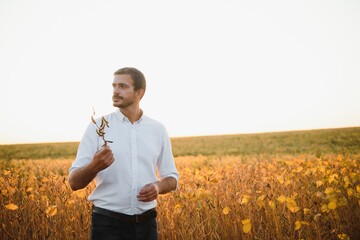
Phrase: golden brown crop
[{"left": 1, "top": 154, "right": 359, "bottom": 239}]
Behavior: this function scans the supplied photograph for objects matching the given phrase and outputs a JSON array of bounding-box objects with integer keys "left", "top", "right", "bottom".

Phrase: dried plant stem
[{"left": 91, "top": 108, "right": 112, "bottom": 146}]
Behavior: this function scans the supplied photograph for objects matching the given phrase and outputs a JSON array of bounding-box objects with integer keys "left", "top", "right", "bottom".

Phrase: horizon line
[{"left": 1, "top": 125, "right": 359, "bottom": 146}]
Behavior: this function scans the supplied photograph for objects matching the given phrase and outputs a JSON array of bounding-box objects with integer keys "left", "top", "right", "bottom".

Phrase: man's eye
[{"left": 112, "top": 83, "right": 128, "bottom": 89}]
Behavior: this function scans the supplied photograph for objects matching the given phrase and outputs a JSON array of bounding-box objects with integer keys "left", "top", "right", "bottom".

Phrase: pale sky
[{"left": 1, "top": 0, "right": 360, "bottom": 144}]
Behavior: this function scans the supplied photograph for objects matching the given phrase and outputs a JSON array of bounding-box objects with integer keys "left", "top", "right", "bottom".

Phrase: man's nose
[{"left": 113, "top": 86, "right": 120, "bottom": 93}]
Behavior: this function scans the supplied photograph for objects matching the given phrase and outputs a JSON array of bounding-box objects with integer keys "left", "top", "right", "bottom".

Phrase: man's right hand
[
  {"left": 69, "top": 146, "right": 115, "bottom": 191},
  {"left": 91, "top": 146, "right": 115, "bottom": 172},
  {"left": 69, "top": 146, "right": 114, "bottom": 191}
]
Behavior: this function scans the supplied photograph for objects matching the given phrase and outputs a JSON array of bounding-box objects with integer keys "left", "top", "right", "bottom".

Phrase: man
[{"left": 68, "top": 67, "right": 179, "bottom": 240}]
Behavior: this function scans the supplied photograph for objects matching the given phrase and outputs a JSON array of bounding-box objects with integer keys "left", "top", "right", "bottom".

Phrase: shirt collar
[
  {"left": 115, "top": 109, "right": 144, "bottom": 123},
  {"left": 115, "top": 110, "right": 126, "bottom": 122}
]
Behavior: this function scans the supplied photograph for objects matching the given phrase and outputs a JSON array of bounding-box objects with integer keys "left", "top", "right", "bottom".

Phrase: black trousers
[{"left": 91, "top": 207, "right": 158, "bottom": 240}]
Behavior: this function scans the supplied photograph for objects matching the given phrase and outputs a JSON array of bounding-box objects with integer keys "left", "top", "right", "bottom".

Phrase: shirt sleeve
[
  {"left": 69, "top": 122, "right": 99, "bottom": 174},
  {"left": 157, "top": 125, "right": 179, "bottom": 185}
]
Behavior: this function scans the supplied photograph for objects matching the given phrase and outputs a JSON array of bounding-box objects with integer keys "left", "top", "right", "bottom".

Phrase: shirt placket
[{"left": 130, "top": 125, "right": 138, "bottom": 214}]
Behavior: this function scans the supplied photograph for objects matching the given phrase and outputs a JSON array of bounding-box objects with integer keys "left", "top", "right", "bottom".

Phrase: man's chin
[{"left": 113, "top": 103, "right": 124, "bottom": 108}]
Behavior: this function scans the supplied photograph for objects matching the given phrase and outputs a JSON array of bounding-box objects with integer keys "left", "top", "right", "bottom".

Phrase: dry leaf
[
  {"left": 5, "top": 203, "right": 18, "bottom": 210},
  {"left": 241, "top": 219, "right": 251, "bottom": 234},
  {"left": 222, "top": 207, "right": 230, "bottom": 215},
  {"left": 277, "top": 195, "right": 287, "bottom": 203},
  {"left": 46, "top": 205, "right": 57, "bottom": 217},
  {"left": 327, "top": 201, "right": 337, "bottom": 210}
]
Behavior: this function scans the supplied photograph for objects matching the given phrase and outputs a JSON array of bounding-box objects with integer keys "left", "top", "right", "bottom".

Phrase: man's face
[{"left": 112, "top": 74, "right": 138, "bottom": 109}]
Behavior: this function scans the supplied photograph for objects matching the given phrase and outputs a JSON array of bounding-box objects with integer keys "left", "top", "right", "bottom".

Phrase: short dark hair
[{"left": 114, "top": 67, "right": 146, "bottom": 92}]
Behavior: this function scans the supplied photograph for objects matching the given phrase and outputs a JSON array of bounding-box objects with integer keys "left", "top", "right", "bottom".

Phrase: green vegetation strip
[{"left": 0, "top": 127, "right": 359, "bottom": 160}]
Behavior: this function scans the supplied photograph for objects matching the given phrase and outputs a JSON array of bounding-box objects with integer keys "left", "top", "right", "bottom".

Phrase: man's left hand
[{"left": 137, "top": 183, "right": 160, "bottom": 202}]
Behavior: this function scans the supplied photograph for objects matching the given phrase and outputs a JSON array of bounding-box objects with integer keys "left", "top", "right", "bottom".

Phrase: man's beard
[{"left": 112, "top": 95, "right": 134, "bottom": 108}]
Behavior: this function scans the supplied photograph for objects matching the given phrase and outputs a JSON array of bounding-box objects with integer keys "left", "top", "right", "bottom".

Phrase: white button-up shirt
[{"left": 69, "top": 110, "right": 179, "bottom": 215}]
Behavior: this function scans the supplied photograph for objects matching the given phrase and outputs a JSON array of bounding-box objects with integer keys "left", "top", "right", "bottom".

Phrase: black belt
[{"left": 92, "top": 206, "right": 157, "bottom": 223}]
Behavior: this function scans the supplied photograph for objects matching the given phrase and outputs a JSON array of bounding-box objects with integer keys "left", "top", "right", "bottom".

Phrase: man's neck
[{"left": 120, "top": 107, "right": 143, "bottom": 124}]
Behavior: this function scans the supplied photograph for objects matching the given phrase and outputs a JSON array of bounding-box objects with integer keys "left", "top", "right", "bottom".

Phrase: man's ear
[{"left": 136, "top": 89, "right": 145, "bottom": 99}]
